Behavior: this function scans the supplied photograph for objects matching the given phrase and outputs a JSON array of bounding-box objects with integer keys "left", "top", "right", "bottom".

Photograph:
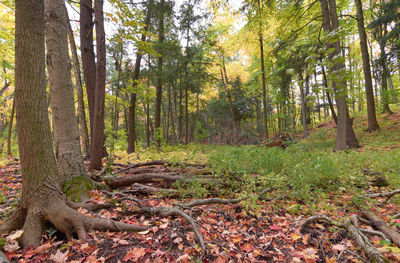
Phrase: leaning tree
[{"left": 0, "top": 0, "right": 145, "bottom": 248}]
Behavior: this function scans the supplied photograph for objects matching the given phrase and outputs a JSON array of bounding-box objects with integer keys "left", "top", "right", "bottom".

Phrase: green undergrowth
[{"left": 113, "top": 108, "right": 400, "bottom": 205}]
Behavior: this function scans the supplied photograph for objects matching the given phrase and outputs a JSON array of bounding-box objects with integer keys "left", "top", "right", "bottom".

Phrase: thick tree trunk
[
  {"left": 45, "top": 0, "right": 85, "bottom": 182},
  {"left": 80, "top": 0, "right": 96, "bottom": 142},
  {"left": 89, "top": 0, "right": 106, "bottom": 170},
  {"left": 355, "top": 0, "right": 379, "bottom": 131},
  {"left": 154, "top": 0, "right": 165, "bottom": 146},
  {"left": 127, "top": 0, "right": 152, "bottom": 153},
  {"left": 66, "top": 13, "right": 90, "bottom": 154}
]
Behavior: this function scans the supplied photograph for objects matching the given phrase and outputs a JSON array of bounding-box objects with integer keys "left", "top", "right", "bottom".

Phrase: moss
[
  {"left": 0, "top": 238, "right": 5, "bottom": 249},
  {"left": 62, "top": 175, "right": 94, "bottom": 202}
]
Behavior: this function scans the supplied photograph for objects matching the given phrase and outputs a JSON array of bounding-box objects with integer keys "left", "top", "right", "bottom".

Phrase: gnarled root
[
  {"left": 2, "top": 197, "right": 147, "bottom": 248},
  {"left": 302, "top": 214, "right": 389, "bottom": 263}
]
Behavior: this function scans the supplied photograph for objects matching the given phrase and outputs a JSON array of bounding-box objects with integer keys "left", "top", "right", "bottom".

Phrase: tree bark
[
  {"left": 45, "top": 0, "right": 85, "bottom": 182},
  {"left": 66, "top": 12, "right": 90, "bottom": 155},
  {"left": 154, "top": 0, "right": 165, "bottom": 146},
  {"left": 379, "top": 40, "right": 392, "bottom": 114},
  {"left": 80, "top": 0, "right": 96, "bottom": 142},
  {"left": 355, "top": 0, "right": 379, "bottom": 131},
  {"left": 127, "top": 0, "right": 152, "bottom": 153},
  {"left": 89, "top": 0, "right": 106, "bottom": 170}
]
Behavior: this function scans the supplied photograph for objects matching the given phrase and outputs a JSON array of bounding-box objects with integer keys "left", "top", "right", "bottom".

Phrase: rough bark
[
  {"left": 45, "top": 0, "right": 85, "bottom": 182},
  {"left": 127, "top": 0, "right": 152, "bottom": 153},
  {"left": 154, "top": 0, "right": 165, "bottom": 146},
  {"left": 89, "top": 0, "right": 106, "bottom": 170},
  {"left": 66, "top": 10, "right": 90, "bottom": 155},
  {"left": 80, "top": 0, "right": 96, "bottom": 140},
  {"left": 355, "top": 0, "right": 379, "bottom": 132}
]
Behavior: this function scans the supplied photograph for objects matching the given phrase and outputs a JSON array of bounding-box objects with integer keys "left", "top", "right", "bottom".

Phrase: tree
[
  {"left": 154, "top": 0, "right": 165, "bottom": 146},
  {"left": 66, "top": 9, "right": 90, "bottom": 155},
  {"left": 127, "top": 0, "right": 153, "bottom": 153},
  {"left": 354, "top": 0, "right": 379, "bottom": 132},
  {"left": 45, "top": 0, "right": 85, "bottom": 181},
  {"left": 80, "top": 0, "right": 96, "bottom": 145},
  {"left": 0, "top": 0, "right": 145, "bottom": 248},
  {"left": 320, "top": 0, "right": 359, "bottom": 150},
  {"left": 89, "top": 0, "right": 106, "bottom": 170}
]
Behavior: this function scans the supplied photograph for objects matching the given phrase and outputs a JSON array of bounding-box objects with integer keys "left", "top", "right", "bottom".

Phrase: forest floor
[{"left": 1, "top": 106, "right": 400, "bottom": 263}]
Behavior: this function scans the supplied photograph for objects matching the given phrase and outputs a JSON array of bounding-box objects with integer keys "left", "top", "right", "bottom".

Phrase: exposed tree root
[
  {"left": 0, "top": 197, "right": 147, "bottom": 248},
  {"left": 302, "top": 214, "right": 389, "bottom": 263},
  {"left": 363, "top": 189, "right": 400, "bottom": 206},
  {"left": 66, "top": 199, "right": 115, "bottom": 211},
  {"left": 355, "top": 203, "right": 400, "bottom": 247},
  {"left": 111, "top": 160, "right": 207, "bottom": 175},
  {"left": 123, "top": 183, "right": 180, "bottom": 198},
  {"left": 105, "top": 173, "right": 215, "bottom": 188}
]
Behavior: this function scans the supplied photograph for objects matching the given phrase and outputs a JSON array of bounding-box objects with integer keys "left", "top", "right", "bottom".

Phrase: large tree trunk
[
  {"left": 45, "top": 0, "right": 85, "bottom": 182},
  {"left": 127, "top": 0, "right": 152, "bottom": 153},
  {"left": 154, "top": 0, "right": 165, "bottom": 146},
  {"left": 320, "top": 0, "right": 358, "bottom": 150},
  {"left": 80, "top": 0, "right": 96, "bottom": 143},
  {"left": 66, "top": 13, "right": 90, "bottom": 155},
  {"left": 89, "top": 0, "right": 106, "bottom": 170}
]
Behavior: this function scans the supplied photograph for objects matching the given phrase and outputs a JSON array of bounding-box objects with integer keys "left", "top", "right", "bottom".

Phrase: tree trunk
[
  {"left": 127, "top": 0, "right": 152, "bottom": 153},
  {"left": 66, "top": 9, "right": 90, "bottom": 155},
  {"left": 379, "top": 41, "right": 392, "bottom": 114},
  {"left": 154, "top": 0, "right": 165, "bottom": 146},
  {"left": 355, "top": 0, "right": 379, "bottom": 132},
  {"left": 80, "top": 0, "right": 96, "bottom": 143},
  {"left": 320, "top": 60, "right": 338, "bottom": 124},
  {"left": 220, "top": 67, "right": 238, "bottom": 144},
  {"left": 45, "top": 0, "right": 85, "bottom": 181},
  {"left": 299, "top": 72, "right": 309, "bottom": 138},
  {"left": 6, "top": 96, "right": 15, "bottom": 157},
  {"left": 320, "top": 0, "right": 358, "bottom": 150},
  {"left": 89, "top": 0, "right": 106, "bottom": 170}
]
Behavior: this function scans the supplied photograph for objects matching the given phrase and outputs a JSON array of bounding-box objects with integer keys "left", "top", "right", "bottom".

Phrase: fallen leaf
[{"left": 49, "top": 249, "right": 69, "bottom": 263}]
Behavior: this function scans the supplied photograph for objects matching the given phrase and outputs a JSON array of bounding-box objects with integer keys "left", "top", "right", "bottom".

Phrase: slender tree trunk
[
  {"left": 299, "top": 73, "right": 309, "bottom": 138},
  {"left": 89, "top": 0, "right": 106, "bottom": 170},
  {"left": 355, "top": 0, "right": 379, "bottom": 131},
  {"left": 127, "top": 0, "right": 152, "bottom": 153},
  {"left": 388, "top": 72, "right": 397, "bottom": 102},
  {"left": 379, "top": 41, "right": 392, "bottom": 114},
  {"left": 66, "top": 10, "right": 90, "bottom": 154},
  {"left": 45, "top": 0, "right": 85, "bottom": 181},
  {"left": 6, "top": 97, "right": 15, "bottom": 157},
  {"left": 80, "top": 0, "right": 96, "bottom": 143},
  {"left": 154, "top": 0, "right": 165, "bottom": 146},
  {"left": 369, "top": 39, "right": 379, "bottom": 106},
  {"left": 320, "top": 60, "right": 338, "bottom": 124},
  {"left": 185, "top": 86, "right": 189, "bottom": 144},
  {"left": 220, "top": 66, "right": 238, "bottom": 144}
]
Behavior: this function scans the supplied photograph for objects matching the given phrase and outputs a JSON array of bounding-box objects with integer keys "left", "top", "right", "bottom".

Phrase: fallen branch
[{"left": 363, "top": 189, "right": 400, "bottom": 206}]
